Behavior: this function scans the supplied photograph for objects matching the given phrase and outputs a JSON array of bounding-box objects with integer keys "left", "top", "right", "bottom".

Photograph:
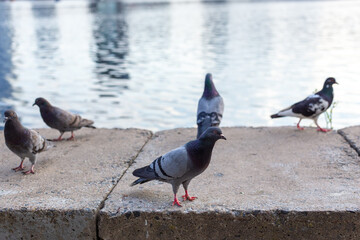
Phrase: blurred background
[{"left": 0, "top": 0, "right": 359, "bottom": 131}]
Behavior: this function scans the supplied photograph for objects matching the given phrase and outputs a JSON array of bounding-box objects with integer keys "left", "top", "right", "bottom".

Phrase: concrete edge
[
  {"left": 0, "top": 208, "right": 96, "bottom": 239},
  {"left": 98, "top": 209, "right": 360, "bottom": 239}
]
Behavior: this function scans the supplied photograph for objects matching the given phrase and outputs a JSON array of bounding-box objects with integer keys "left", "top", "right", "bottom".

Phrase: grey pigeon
[
  {"left": 33, "top": 97, "right": 95, "bottom": 141},
  {"left": 271, "top": 77, "right": 338, "bottom": 132},
  {"left": 131, "top": 127, "right": 226, "bottom": 206},
  {"left": 3, "top": 110, "right": 53, "bottom": 174},
  {"left": 197, "top": 73, "right": 224, "bottom": 139}
]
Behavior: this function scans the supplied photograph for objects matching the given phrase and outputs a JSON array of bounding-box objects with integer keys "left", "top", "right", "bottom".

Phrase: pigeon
[
  {"left": 271, "top": 77, "right": 338, "bottom": 132},
  {"left": 3, "top": 110, "right": 53, "bottom": 174},
  {"left": 33, "top": 97, "right": 95, "bottom": 141},
  {"left": 197, "top": 73, "right": 224, "bottom": 139},
  {"left": 131, "top": 127, "right": 226, "bottom": 207}
]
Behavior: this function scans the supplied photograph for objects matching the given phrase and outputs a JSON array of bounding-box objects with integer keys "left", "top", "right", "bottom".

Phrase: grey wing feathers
[
  {"left": 197, "top": 96, "right": 224, "bottom": 125},
  {"left": 133, "top": 146, "right": 189, "bottom": 182},
  {"left": 29, "top": 130, "right": 53, "bottom": 154},
  {"left": 54, "top": 107, "right": 94, "bottom": 130},
  {"left": 197, "top": 116, "right": 212, "bottom": 139},
  {"left": 158, "top": 146, "right": 189, "bottom": 179}
]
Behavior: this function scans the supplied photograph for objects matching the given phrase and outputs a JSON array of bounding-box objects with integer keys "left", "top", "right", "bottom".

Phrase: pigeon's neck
[
  {"left": 4, "top": 119, "right": 26, "bottom": 143},
  {"left": 40, "top": 103, "right": 52, "bottom": 110},
  {"left": 186, "top": 140, "right": 215, "bottom": 170},
  {"left": 39, "top": 104, "right": 54, "bottom": 117},
  {"left": 319, "top": 83, "right": 334, "bottom": 99},
  {"left": 203, "top": 79, "right": 219, "bottom": 99}
]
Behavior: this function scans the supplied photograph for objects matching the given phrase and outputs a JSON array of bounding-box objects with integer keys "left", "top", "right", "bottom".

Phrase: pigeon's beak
[
  {"left": 220, "top": 134, "right": 226, "bottom": 140},
  {"left": 3, "top": 117, "right": 8, "bottom": 123},
  {"left": 334, "top": 81, "right": 339, "bottom": 85},
  {"left": 32, "top": 102, "right": 36, "bottom": 106}
]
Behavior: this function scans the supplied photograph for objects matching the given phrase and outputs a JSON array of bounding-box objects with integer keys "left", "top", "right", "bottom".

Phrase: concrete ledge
[
  {"left": 99, "top": 127, "right": 360, "bottom": 239},
  {"left": 1, "top": 127, "right": 360, "bottom": 239},
  {"left": 0, "top": 128, "right": 152, "bottom": 239},
  {"left": 99, "top": 210, "right": 360, "bottom": 239}
]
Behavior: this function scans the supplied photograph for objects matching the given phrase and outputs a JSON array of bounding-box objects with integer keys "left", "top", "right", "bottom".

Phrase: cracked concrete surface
[
  {"left": 1, "top": 126, "right": 360, "bottom": 239},
  {"left": 98, "top": 127, "right": 360, "bottom": 240},
  {"left": 0, "top": 128, "right": 152, "bottom": 239}
]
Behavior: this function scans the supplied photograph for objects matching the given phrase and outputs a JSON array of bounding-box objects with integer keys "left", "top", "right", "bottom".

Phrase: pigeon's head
[
  {"left": 324, "top": 77, "right": 338, "bottom": 87},
  {"left": 33, "top": 97, "right": 51, "bottom": 108},
  {"left": 199, "top": 127, "right": 226, "bottom": 142},
  {"left": 3, "top": 110, "right": 18, "bottom": 123}
]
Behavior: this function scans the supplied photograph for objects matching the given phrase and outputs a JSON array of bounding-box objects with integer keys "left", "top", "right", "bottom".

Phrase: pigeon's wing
[
  {"left": 197, "top": 95, "right": 224, "bottom": 125},
  {"left": 51, "top": 107, "right": 93, "bottom": 131},
  {"left": 209, "top": 96, "right": 224, "bottom": 125},
  {"left": 133, "top": 146, "right": 189, "bottom": 181},
  {"left": 197, "top": 115, "right": 212, "bottom": 139},
  {"left": 291, "top": 94, "right": 329, "bottom": 117},
  {"left": 275, "top": 94, "right": 329, "bottom": 118},
  {"left": 29, "top": 130, "right": 53, "bottom": 154}
]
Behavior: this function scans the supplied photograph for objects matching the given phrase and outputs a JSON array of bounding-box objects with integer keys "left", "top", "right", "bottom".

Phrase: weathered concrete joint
[
  {"left": 95, "top": 131, "right": 153, "bottom": 240},
  {"left": 338, "top": 127, "right": 360, "bottom": 156}
]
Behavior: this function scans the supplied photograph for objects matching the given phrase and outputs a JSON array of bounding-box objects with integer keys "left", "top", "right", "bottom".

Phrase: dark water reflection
[
  {"left": 92, "top": 1, "right": 130, "bottom": 98},
  {"left": 0, "top": 7, "right": 14, "bottom": 129},
  {"left": 1, "top": 0, "right": 360, "bottom": 131}
]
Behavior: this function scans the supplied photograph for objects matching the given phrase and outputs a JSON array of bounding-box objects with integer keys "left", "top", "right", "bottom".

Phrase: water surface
[{"left": 1, "top": 0, "right": 360, "bottom": 131}]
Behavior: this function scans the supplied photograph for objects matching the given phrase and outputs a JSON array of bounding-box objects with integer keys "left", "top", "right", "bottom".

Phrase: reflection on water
[
  {"left": 0, "top": 6, "right": 14, "bottom": 129},
  {"left": 92, "top": 1, "right": 130, "bottom": 99},
  {"left": 1, "top": 0, "right": 360, "bottom": 131}
]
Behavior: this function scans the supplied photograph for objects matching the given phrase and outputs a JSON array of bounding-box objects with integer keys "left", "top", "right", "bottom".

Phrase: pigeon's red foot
[
  {"left": 67, "top": 132, "right": 75, "bottom": 141},
  {"left": 296, "top": 123, "right": 304, "bottom": 130},
  {"left": 22, "top": 169, "right": 35, "bottom": 175},
  {"left": 12, "top": 166, "right": 25, "bottom": 172},
  {"left": 182, "top": 191, "right": 197, "bottom": 201},
  {"left": 317, "top": 128, "right": 331, "bottom": 132},
  {"left": 172, "top": 195, "right": 182, "bottom": 207},
  {"left": 22, "top": 165, "right": 35, "bottom": 175}
]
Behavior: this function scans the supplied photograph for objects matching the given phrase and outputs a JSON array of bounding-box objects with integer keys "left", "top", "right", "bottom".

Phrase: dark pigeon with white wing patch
[
  {"left": 33, "top": 97, "right": 95, "bottom": 141},
  {"left": 271, "top": 77, "right": 338, "bottom": 132},
  {"left": 4, "top": 110, "right": 53, "bottom": 174},
  {"left": 197, "top": 73, "right": 224, "bottom": 138},
  {"left": 131, "top": 127, "right": 226, "bottom": 206}
]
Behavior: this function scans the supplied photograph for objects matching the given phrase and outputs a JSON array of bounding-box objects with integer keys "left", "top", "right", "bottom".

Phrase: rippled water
[{"left": 1, "top": 0, "right": 360, "bottom": 131}]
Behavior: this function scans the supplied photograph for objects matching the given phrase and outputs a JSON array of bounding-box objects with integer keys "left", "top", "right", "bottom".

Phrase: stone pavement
[{"left": 1, "top": 127, "right": 360, "bottom": 239}]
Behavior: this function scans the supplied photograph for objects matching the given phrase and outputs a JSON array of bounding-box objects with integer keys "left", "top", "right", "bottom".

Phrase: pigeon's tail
[
  {"left": 80, "top": 118, "right": 95, "bottom": 128},
  {"left": 130, "top": 178, "right": 151, "bottom": 186},
  {"left": 84, "top": 125, "right": 96, "bottom": 129},
  {"left": 44, "top": 139, "right": 55, "bottom": 150},
  {"left": 270, "top": 113, "right": 285, "bottom": 119},
  {"left": 132, "top": 165, "right": 158, "bottom": 185}
]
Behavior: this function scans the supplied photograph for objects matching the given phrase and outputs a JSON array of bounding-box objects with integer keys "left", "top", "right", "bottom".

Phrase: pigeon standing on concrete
[
  {"left": 131, "top": 127, "right": 226, "bottom": 207},
  {"left": 3, "top": 110, "right": 53, "bottom": 174},
  {"left": 197, "top": 73, "right": 224, "bottom": 138},
  {"left": 271, "top": 77, "right": 338, "bottom": 132},
  {"left": 33, "top": 98, "right": 95, "bottom": 141}
]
